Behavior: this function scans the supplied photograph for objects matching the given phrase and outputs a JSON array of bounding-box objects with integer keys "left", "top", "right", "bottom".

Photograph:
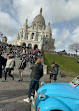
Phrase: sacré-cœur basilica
[{"left": 12, "top": 8, "right": 55, "bottom": 51}]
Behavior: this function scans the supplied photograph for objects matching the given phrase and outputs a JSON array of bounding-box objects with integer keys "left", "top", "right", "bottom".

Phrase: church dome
[{"left": 32, "top": 8, "right": 45, "bottom": 28}]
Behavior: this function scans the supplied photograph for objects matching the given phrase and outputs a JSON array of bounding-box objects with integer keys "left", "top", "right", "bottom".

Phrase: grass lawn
[{"left": 44, "top": 53, "right": 79, "bottom": 77}]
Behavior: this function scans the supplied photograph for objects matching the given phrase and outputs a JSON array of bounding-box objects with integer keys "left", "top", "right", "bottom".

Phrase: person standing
[
  {"left": 0, "top": 51, "right": 7, "bottom": 78},
  {"left": 11, "top": 56, "right": 15, "bottom": 74},
  {"left": 18, "top": 56, "right": 26, "bottom": 82},
  {"left": 49, "top": 62, "right": 59, "bottom": 83},
  {"left": 23, "top": 59, "right": 43, "bottom": 103},
  {"left": 4, "top": 55, "right": 14, "bottom": 81}
]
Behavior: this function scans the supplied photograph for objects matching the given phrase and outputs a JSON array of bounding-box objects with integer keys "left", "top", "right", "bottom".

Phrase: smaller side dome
[{"left": 45, "top": 22, "right": 52, "bottom": 35}]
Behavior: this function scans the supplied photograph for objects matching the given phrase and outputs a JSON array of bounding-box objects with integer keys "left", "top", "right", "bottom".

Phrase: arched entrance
[
  {"left": 22, "top": 42, "right": 26, "bottom": 46},
  {"left": 28, "top": 43, "right": 32, "bottom": 48},
  {"left": 34, "top": 44, "right": 38, "bottom": 50}
]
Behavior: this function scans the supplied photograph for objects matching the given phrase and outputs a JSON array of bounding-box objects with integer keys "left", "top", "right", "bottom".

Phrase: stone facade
[
  {"left": 12, "top": 8, "right": 55, "bottom": 51},
  {"left": 2, "top": 36, "right": 7, "bottom": 44}
]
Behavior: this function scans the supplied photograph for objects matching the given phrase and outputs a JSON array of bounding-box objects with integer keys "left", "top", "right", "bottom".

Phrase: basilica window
[
  {"left": 32, "top": 33, "right": 34, "bottom": 39},
  {"left": 21, "top": 31, "right": 23, "bottom": 38}
]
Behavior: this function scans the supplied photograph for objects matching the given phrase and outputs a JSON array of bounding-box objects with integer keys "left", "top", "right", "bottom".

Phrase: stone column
[
  {"left": 28, "top": 33, "right": 31, "bottom": 40},
  {"left": 23, "top": 19, "right": 28, "bottom": 40},
  {"left": 35, "top": 22, "right": 38, "bottom": 41},
  {"left": 16, "top": 33, "right": 20, "bottom": 40}
]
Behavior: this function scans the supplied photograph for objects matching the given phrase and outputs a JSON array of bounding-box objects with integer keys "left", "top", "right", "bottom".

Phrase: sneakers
[
  {"left": 1, "top": 80, "right": 8, "bottom": 82},
  {"left": 18, "top": 79, "right": 23, "bottom": 82},
  {"left": 23, "top": 98, "right": 30, "bottom": 103}
]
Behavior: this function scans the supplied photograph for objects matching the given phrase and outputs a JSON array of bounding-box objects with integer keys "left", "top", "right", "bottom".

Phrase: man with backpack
[{"left": 18, "top": 56, "right": 26, "bottom": 82}]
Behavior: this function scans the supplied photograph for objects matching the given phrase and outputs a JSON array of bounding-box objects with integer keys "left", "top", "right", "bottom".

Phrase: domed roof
[
  {"left": 45, "top": 22, "right": 52, "bottom": 34},
  {"left": 32, "top": 8, "right": 45, "bottom": 27}
]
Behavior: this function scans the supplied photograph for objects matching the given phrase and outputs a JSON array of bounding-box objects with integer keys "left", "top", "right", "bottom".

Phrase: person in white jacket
[{"left": 4, "top": 55, "right": 14, "bottom": 81}]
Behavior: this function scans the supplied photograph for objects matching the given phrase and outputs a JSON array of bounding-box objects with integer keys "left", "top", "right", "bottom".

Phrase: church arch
[
  {"left": 28, "top": 43, "right": 32, "bottom": 48},
  {"left": 22, "top": 42, "right": 26, "bottom": 46},
  {"left": 34, "top": 44, "right": 38, "bottom": 50}
]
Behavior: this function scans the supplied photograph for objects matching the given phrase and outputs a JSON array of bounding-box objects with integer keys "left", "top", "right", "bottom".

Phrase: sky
[{"left": 0, "top": 0, "right": 79, "bottom": 53}]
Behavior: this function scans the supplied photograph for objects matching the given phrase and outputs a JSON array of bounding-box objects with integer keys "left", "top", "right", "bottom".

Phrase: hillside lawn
[{"left": 44, "top": 53, "right": 79, "bottom": 77}]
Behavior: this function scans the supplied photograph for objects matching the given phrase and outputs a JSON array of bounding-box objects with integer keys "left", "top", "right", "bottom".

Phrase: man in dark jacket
[
  {"left": 49, "top": 62, "right": 59, "bottom": 83},
  {"left": 23, "top": 59, "right": 43, "bottom": 103},
  {"left": 0, "top": 52, "right": 7, "bottom": 78}
]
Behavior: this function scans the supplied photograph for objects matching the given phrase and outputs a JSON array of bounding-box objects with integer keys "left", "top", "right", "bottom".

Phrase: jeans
[
  {"left": 28, "top": 79, "right": 39, "bottom": 98},
  {"left": 50, "top": 74, "right": 57, "bottom": 82}
]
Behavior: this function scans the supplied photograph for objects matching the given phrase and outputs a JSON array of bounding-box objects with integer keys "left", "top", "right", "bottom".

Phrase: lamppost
[{"left": 0, "top": 32, "right": 3, "bottom": 42}]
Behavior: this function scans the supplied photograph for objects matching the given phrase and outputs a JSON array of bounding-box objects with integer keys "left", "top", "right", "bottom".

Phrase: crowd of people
[
  {"left": 0, "top": 43, "right": 59, "bottom": 103},
  {"left": 0, "top": 43, "right": 42, "bottom": 82}
]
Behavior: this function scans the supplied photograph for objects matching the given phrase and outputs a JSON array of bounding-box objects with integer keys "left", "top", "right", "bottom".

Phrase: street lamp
[{"left": 0, "top": 32, "right": 3, "bottom": 41}]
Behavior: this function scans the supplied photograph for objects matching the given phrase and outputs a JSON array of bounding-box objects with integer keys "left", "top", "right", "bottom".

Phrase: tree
[{"left": 68, "top": 43, "right": 79, "bottom": 55}]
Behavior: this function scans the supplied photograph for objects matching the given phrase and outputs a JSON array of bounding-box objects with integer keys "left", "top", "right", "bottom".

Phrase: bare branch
[{"left": 68, "top": 43, "right": 79, "bottom": 55}]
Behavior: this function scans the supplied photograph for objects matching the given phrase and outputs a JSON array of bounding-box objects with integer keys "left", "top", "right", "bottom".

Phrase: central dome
[{"left": 32, "top": 8, "right": 45, "bottom": 28}]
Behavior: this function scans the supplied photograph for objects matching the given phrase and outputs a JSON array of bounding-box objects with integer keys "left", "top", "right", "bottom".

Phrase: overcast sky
[{"left": 0, "top": 0, "right": 79, "bottom": 53}]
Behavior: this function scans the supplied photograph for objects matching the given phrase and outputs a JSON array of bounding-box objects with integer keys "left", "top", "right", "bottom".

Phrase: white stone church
[{"left": 12, "top": 8, "right": 55, "bottom": 51}]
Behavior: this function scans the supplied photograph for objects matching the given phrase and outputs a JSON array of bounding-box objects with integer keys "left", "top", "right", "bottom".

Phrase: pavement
[{"left": 0, "top": 58, "right": 73, "bottom": 111}]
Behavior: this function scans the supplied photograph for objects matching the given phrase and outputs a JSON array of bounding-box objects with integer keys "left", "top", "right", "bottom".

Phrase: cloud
[
  {"left": 0, "top": 11, "right": 20, "bottom": 38},
  {"left": 7, "top": 36, "right": 15, "bottom": 43},
  {"left": 54, "top": 28, "right": 70, "bottom": 48},
  {"left": 13, "top": 0, "right": 79, "bottom": 25},
  {"left": 52, "top": 28, "right": 58, "bottom": 38},
  {"left": 52, "top": 26, "right": 79, "bottom": 51},
  {"left": 0, "top": 0, "right": 79, "bottom": 52},
  {"left": 72, "top": 27, "right": 79, "bottom": 43},
  {"left": 43, "top": 0, "right": 79, "bottom": 24},
  {"left": 13, "top": 0, "right": 43, "bottom": 25},
  {"left": 52, "top": 27, "right": 75, "bottom": 51}
]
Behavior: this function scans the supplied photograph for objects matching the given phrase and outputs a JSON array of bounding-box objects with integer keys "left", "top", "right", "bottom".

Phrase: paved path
[
  {"left": 0, "top": 58, "right": 73, "bottom": 111},
  {"left": 0, "top": 58, "right": 32, "bottom": 111},
  {"left": 0, "top": 81, "right": 30, "bottom": 111}
]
